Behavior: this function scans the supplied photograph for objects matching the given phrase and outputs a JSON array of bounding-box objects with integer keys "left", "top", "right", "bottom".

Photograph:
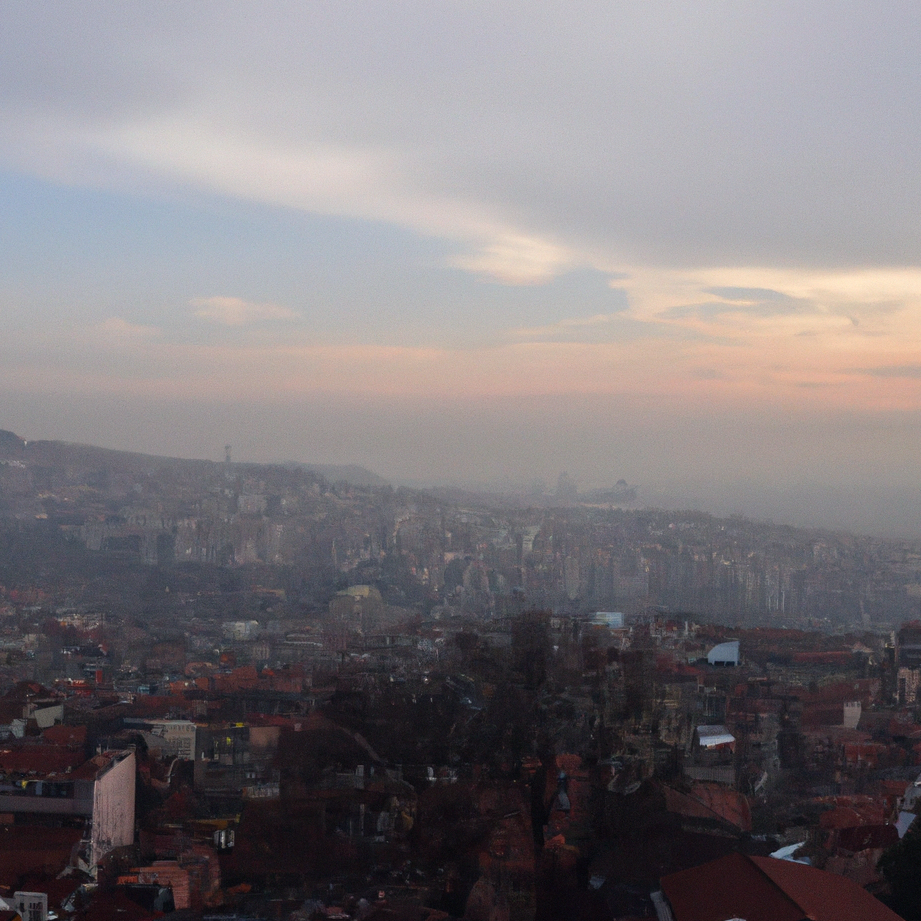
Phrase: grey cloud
[
  {"left": 852, "top": 365, "right": 921, "bottom": 379},
  {"left": 705, "top": 287, "right": 793, "bottom": 303},
  {"left": 661, "top": 295, "right": 812, "bottom": 319},
  {"left": 0, "top": 6, "right": 186, "bottom": 124},
  {"left": 512, "top": 313, "right": 711, "bottom": 344},
  {"left": 692, "top": 369, "right": 725, "bottom": 380},
  {"left": 3, "top": 3, "right": 921, "bottom": 270}
]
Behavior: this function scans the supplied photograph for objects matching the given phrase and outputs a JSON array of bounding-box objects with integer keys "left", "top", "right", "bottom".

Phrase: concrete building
[
  {"left": 707, "top": 641, "right": 740, "bottom": 667},
  {"left": 147, "top": 719, "right": 197, "bottom": 760},
  {"left": 0, "top": 749, "right": 135, "bottom": 876},
  {"left": 897, "top": 622, "right": 921, "bottom": 668}
]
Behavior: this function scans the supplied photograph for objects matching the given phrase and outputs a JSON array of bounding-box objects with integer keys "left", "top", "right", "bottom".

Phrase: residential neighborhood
[{"left": 0, "top": 435, "right": 920, "bottom": 919}]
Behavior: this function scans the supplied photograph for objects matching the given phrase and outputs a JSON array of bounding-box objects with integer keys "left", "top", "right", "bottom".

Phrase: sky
[{"left": 3, "top": 2, "right": 921, "bottom": 534}]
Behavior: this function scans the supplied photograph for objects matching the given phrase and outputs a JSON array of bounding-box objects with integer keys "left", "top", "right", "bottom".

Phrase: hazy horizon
[
  {"left": 5, "top": 415, "right": 921, "bottom": 540},
  {"left": 4, "top": 4, "right": 921, "bottom": 539}
]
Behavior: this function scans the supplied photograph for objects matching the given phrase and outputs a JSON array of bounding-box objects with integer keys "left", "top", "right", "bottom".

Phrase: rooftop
[{"left": 660, "top": 852, "right": 902, "bottom": 921}]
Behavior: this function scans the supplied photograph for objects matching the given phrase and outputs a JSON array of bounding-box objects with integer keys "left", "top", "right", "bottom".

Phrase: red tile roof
[
  {"left": 0, "top": 743, "right": 86, "bottom": 774},
  {"left": 661, "top": 787, "right": 730, "bottom": 826},
  {"left": 820, "top": 803, "right": 888, "bottom": 829},
  {"left": 751, "top": 855, "right": 901, "bottom": 921},
  {"left": 687, "top": 783, "right": 752, "bottom": 832},
  {"left": 661, "top": 852, "right": 902, "bottom": 921},
  {"left": 73, "top": 889, "right": 158, "bottom": 921},
  {"left": 0, "top": 826, "right": 83, "bottom": 888},
  {"left": 836, "top": 824, "right": 898, "bottom": 853},
  {"left": 661, "top": 852, "right": 803, "bottom": 921},
  {"left": 41, "top": 724, "right": 87, "bottom": 747}
]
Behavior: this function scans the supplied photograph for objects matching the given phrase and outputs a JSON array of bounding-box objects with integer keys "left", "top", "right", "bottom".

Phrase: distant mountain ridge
[
  {"left": 0, "top": 430, "right": 388, "bottom": 487},
  {"left": 283, "top": 462, "right": 389, "bottom": 487}
]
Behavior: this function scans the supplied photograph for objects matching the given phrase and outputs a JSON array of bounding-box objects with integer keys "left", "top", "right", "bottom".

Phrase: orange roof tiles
[
  {"left": 660, "top": 785, "right": 751, "bottom": 833},
  {"left": 688, "top": 783, "right": 752, "bottom": 832}
]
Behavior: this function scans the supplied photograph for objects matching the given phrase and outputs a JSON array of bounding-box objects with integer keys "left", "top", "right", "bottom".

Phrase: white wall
[{"left": 90, "top": 750, "right": 136, "bottom": 871}]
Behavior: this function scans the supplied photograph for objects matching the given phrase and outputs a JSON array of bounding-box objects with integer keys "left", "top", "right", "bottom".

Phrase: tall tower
[{"left": 225, "top": 445, "right": 232, "bottom": 465}]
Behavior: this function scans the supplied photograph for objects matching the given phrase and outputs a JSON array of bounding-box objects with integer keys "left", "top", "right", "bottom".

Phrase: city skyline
[{"left": 3, "top": 4, "right": 921, "bottom": 534}]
